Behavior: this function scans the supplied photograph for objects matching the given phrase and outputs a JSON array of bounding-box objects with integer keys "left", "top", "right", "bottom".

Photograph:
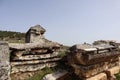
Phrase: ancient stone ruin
[
  {"left": 0, "top": 24, "right": 120, "bottom": 80},
  {"left": 68, "top": 41, "right": 120, "bottom": 80},
  {"left": 9, "top": 25, "right": 62, "bottom": 80},
  {"left": 25, "top": 25, "right": 46, "bottom": 43}
]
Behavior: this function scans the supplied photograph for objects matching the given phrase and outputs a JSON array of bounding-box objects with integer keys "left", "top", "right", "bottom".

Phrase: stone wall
[{"left": 0, "top": 42, "right": 10, "bottom": 80}]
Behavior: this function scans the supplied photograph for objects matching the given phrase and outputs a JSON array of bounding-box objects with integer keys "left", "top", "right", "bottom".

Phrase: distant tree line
[{"left": 0, "top": 30, "right": 25, "bottom": 43}]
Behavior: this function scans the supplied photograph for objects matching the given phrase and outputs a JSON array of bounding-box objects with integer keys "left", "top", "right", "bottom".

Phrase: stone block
[
  {"left": 71, "top": 60, "right": 119, "bottom": 78},
  {"left": 86, "top": 73, "right": 107, "bottom": 80},
  {"left": 105, "top": 66, "right": 120, "bottom": 77},
  {"left": 0, "top": 42, "right": 10, "bottom": 80},
  {"left": 12, "top": 52, "right": 59, "bottom": 61},
  {"left": 11, "top": 62, "right": 57, "bottom": 73},
  {"left": 69, "top": 44, "right": 120, "bottom": 65},
  {"left": 11, "top": 57, "right": 61, "bottom": 66},
  {"left": 43, "top": 70, "right": 69, "bottom": 80}
]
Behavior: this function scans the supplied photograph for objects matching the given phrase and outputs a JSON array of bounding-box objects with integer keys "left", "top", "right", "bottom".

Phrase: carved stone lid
[
  {"left": 70, "top": 44, "right": 97, "bottom": 51},
  {"left": 70, "top": 44, "right": 115, "bottom": 52},
  {"left": 9, "top": 42, "right": 60, "bottom": 50}
]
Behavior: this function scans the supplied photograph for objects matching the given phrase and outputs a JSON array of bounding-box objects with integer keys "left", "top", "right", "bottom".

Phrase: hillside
[{"left": 0, "top": 30, "right": 25, "bottom": 43}]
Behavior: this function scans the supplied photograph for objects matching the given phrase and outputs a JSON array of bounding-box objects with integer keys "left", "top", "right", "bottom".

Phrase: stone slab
[
  {"left": 12, "top": 52, "right": 59, "bottom": 60},
  {"left": 86, "top": 73, "right": 107, "bottom": 80},
  {"left": 11, "top": 57, "right": 61, "bottom": 66},
  {"left": 43, "top": 70, "right": 68, "bottom": 80},
  {"left": 11, "top": 62, "right": 57, "bottom": 73}
]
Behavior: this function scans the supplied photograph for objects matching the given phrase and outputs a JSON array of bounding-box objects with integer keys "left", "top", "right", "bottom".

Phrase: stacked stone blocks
[{"left": 68, "top": 42, "right": 120, "bottom": 80}]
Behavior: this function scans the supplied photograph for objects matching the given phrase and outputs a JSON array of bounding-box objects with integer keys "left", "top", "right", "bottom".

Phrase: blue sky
[{"left": 0, "top": 0, "right": 120, "bottom": 45}]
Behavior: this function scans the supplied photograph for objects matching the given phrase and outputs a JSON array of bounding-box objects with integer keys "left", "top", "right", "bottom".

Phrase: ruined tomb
[
  {"left": 25, "top": 25, "right": 46, "bottom": 43},
  {"left": 9, "top": 25, "right": 63, "bottom": 80},
  {"left": 68, "top": 42, "right": 120, "bottom": 80}
]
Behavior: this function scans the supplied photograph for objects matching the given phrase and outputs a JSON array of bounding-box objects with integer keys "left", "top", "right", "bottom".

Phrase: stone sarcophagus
[
  {"left": 69, "top": 44, "right": 120, "bottom": 65},
  {"left": 25, "top": 25, "right": 46, "bottom": 43},
  {"left": 68, "top": 41, "right": 120, "bottom": 80}
]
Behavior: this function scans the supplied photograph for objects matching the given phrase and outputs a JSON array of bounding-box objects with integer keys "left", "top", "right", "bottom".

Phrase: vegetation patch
[
  {"left": 115, "top": 73, "right": 120, "bottom": 80},
  {"left": 0, "top": 30, "right": 25, "bottom": 43},
  {"left": 27, "top": 67, "right": 53, "bottom": 80},
  {"left": 58, "top": 51, "right": 66, "bottom": 58}
]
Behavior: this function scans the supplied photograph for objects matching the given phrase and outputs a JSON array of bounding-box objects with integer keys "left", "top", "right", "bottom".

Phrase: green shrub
[
  {"left": 115, "top": 73, "right": 120, "bottom": 80},
  {"left": 28, "top": 67, "right": 53, "bottom": 80},
  {"left": 58, "top": 51, "right": 66, "bottom": 58}
]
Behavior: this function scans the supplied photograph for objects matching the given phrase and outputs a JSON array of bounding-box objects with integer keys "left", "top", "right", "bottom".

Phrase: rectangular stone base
[
  {"left": 11, "top": 62, "right": 57, "bottom": 73},
  {"left": 71, "top": 60, "right": 119, "bottom": 78},
  {"left": 86, "top": 73, "right": 107, "bottom": 80}
]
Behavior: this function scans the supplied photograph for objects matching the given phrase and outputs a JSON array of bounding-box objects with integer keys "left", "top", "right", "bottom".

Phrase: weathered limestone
[
  {"left": 11, "top": 51, "right": 59, "bottom": 61},
  {"left": 9, "top": 25, "right": 62, "bottom": 80},
  {"left": 93, "top": 40, "right": 116, "bottom": 45},
  {"left": 10, "top": 44, "right": 61, "bottom": 73},
  {"left": 0, "top": 42, "right": 10, "bottom": 80},
  {"left": 68, "top": 42, "right": 120, "bottom": 80},
  {"left": 105, "top": 66, "right": 120, "bottom": 79},
  {"left": 25, "top": 25, "right": 46, "bottom": 43},
  {"left": 43, "top": 70, "right": 69, "bottom": 80},
  {"left": 71, "top": 61, "right": 119, "bottom": 78},
  {"left": 11, "top": 62, "right": 57, "bottom": 73},
  {"left": 11, "top": 57, "right": 61, "bottom": 66},
  {"left": 69, "top": 44, "right": 119, "bottom": 65},
  {"left": 9, "top": 42, "right": 60, "bottom": 50},
  {"left": 86, "top": 73, "right": 107, "bottom": 80}
]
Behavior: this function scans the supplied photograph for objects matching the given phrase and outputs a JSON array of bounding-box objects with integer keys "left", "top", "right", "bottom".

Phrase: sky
[{"left": 0, "top": 0, "right": 120, "bottom": 46}]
